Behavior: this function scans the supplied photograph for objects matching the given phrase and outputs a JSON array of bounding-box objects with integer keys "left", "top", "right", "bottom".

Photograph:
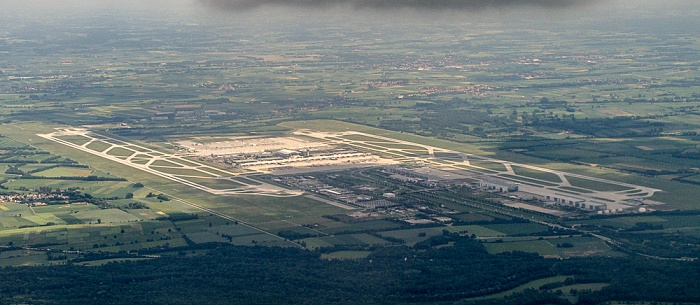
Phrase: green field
[
  {"left": 105, "top": 147, "right": 136, "bottom": 157},
  {"left": 483, "top": 240, "right": 559, "bottom": 256},
  {"left": 85, "top": 141, "right": 112, "bottom": 153},
  {"left": 55, "top": 135, "right": 92, "bottom": 146},
  {"left": 300, "top": 234, "right": 381, "bottom": 248},
  {"left": 148, "top": 166, "right": 216, "bottom": 177},
  {"left": 321, "top": 251, "right": 373, "bottom": 260},
  {"left": 322, "top": 220, "right": 404, "bottom": 235},
  {"left": 565, "top": 176, "right": 634, "bottom": 192},
  {"left": 571, "top": 216, "right": 670, "bottom": 229},
  {"left": 182, "top": 177, "right": 245, "bottom": 189},
  {"left": 468, "top": 276, "right": 573, "bottom": 300},
  {"left": 34, "top": 167, "right": 94, "bottom": 177},
  {"left": 470, "top": 160, "right": 508, "bottom": 172},
  {"left": 482, "top": 223, "right": 550, "bottom": 235},
  {"left": 511, "top": 165, "right": 563, "bottom": 183},
  {"left": 150, "top": 160, "right": 183, "bottom": 167},
  {"left": 167, "top": 158, "right": 200, "bottom": 167}
]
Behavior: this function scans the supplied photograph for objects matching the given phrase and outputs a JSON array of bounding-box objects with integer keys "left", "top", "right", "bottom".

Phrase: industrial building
[
  {"left": 542, "top": 193, "right": 607, "bottom": 212},
  {"left": 479, "top": 178, "right": 519, "bottom": 193}
]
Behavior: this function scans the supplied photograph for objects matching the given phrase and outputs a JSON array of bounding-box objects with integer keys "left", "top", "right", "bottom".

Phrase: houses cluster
[
  {"left": 418, "top": 85, "right": 492, "bottom": 97},
  {"left": 0, "top": 192, "right": 69, "bottom": 205},
  {"left": 147, "top": 110, "right": 233, "bottom": 122},
  {"left": 366, "top": 79, "right": 409, "bottom": 88}
]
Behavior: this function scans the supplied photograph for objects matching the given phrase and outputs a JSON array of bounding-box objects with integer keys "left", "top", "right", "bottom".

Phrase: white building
[{"left": 479, "top": 178, "right": 519, "bottom": 193}]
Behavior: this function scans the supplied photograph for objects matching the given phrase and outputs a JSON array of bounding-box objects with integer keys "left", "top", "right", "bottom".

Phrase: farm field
[
  {"left": 33, "top": 167, "right": 94, "bottom": 177},
  {"left": 468, "top": 276, "right": 573, "bottom": 301}
]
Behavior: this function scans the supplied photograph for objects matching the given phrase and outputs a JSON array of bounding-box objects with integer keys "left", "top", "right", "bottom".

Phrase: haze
[{"left": 1, "top": 0, "right": 698, "bottom": 28}]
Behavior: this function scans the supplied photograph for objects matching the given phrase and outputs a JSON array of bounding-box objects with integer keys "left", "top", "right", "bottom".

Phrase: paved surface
[
  {"left": 41, "top": 127, "right": 663, "bottom": 213},
  {"left": 295, "top": 129, "right": 662, "bottom": 211},
  {"left": 39, "top": 128, "right": 302, "bottom": 198}
]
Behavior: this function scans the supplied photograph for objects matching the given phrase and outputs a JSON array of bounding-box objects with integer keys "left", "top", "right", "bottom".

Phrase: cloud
[{"left": 198, "top": 0, "right": 596, "bottom": 11}]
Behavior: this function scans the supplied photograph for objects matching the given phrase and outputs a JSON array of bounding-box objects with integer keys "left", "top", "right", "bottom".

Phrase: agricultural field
[{"left": 33, "top": 167, "right": 94, "bottom": 177}]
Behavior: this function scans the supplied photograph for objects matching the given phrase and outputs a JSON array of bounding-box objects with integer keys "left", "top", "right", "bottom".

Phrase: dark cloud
[{"left": 198, "top": 0, "right": 596, "bottom": 11}]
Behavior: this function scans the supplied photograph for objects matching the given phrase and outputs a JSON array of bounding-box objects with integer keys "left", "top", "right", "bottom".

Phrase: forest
[{"left": 0, "top": 236, "right": 698, "bottom": 305}]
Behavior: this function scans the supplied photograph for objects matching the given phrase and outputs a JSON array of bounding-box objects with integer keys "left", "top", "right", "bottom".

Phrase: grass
[
  {"left": 167, "top": 158, "right": 200, "bottom": 167},
  {"left": 182, "top": 231, "right": 229, "bottom": 244},
  {"left": 131, "top": 153, "right": 153, "bottom": 159},
  {"left": 554, "top": 283, "right": 609, "bottom": 293},
  {"left": 85, "top": 141, "right": 112, "bottom": 152},
  {"left": 571, "top": 216, "right": 668, "bottom": 229},
  {"left": 13, "top": 164, "right": 51, "bottom": 173},
  {"left": 559, "top": 186, "right": 595, "bottom": 194},
  {"left": 23, "top": 214, "right": 66, "bottom": 226},
  {"left": 483, "top": 239, "right": 559, "bottom": 256},
  {"left": 470, "top": 160, "right": 508, "bottom": 172},
  {"left": 351, "top": 233, "right": 391, "bottom": 245},
  {"left": 280, "top": 120, "right": 493, "bottom": 155},
  {"left": 552, "top": 283, "right": 610, "bottom": 304},
  {"left": 105, "top": 147, "right": 135, "bottom": 157},
  {"left": 551, "top": 236, "right": 623, "bottom": 258},
  {"left": 648, "top": 179, "right": 700, "bottom": 210},
  {"left": 482, "top": 223, "right": 550, "bottom": 235},
  {"left": 182, "top": 177, "right": 245, "bottom": 190},
  {"left": 511, "top": 165, "right": 562, "bottom": 183},
  {"left": 76, "top": 257, "right": 152, "bottom": 266},
  {"left": 33, "top": 167, "right": 94, "bottom": 177},
  {"left": 456, "top": 225, "right": 505, "bottom": 237},
  {"left": 123, "top": 145, "right": 151, "bottom": 153},
  {"left": 130, "top": 159, "right": 150, "bottom": 165},
  {"left": 451, "top": 213, "right": 495, "bottom": 223},
  {"left": 377, "top": 227, "right": 447, "bottom": 246},
  {"left": 232, "top": 176, "right": 263, "bottom": 185},
  {"left": 150, "top": 160, "right": 183, "bottom": 167},
  {"left": 4, "top": 180, "right": 134, "bottom": 198},
  {"left": 659, "top": 215, "right": 700, "bottom": 228},
  {"left": 565, "top": 176, "right": 634, "bottom": 192},
  {"left": 468, "top": 276, "right": 573, "bottom": 300},
  {"left": 340, "top": 134, "right": 391, "bottom": 142},
  {"left": 369, "top": 142, "right": 427, "bottom": 151},
  {"left": 198, "top": 167, "right": 235, "bottom": 177},
  {"left": 0, "top": 251, "right": 54, "bottom": 267},
  {"left": 499, "top": 174, "right": 558, "bottom": 187},
  {"left": 148, "top": 166, "right": 216, "bottom": 177},
  {"left": 322, "top": 220, "right": 403, "bottom": 235},
  {"left": 375, "top": 225, "right": 493, "bottom": 246},
  {"left": 70, "top": 209, "right": 141, "bottom": 224},
  {"left": 302, "top": 234, "right": 367, "bottom": 247},
  {"left": 321, "top": 251, "right": 372, "bottom": 260},
  {"left": 55, "top": 135, "right": 92, "bottom": 146}
]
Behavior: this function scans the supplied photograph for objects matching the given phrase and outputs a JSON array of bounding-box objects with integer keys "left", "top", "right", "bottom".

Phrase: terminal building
[
  {"left": 520, "top": 191, "right": 607, "bottom": 212},
  {"left": 485, "top": 179, "right": 608, "bottom": 212},
  {"left": 544, "top": 194, "right": 607, "bottom": 211},
  {"left": 479, "top": 178, "right": 519, "bottom": 193}
]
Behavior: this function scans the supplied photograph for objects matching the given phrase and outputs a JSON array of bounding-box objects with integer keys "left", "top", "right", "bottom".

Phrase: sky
[
  {"left": 0, "top": 0, "right": 698, "bottom": 33},
  {"left": 0, "top": 0, "right": 696, "bottom": 17},
  {"left": 199, "top": 0, "right": 598, "bottom": 11}
]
